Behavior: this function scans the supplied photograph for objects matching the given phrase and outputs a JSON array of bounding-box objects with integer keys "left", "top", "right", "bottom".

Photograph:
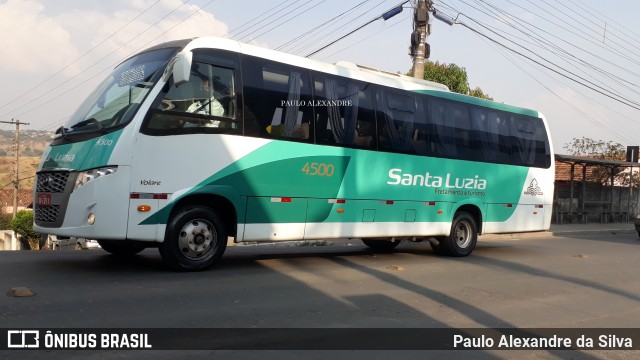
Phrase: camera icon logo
[{"left": 7, "top": 330, "right": 40, "bottom": 348}]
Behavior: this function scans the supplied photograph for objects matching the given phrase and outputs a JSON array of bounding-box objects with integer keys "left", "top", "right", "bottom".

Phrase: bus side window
[
  {"left": 427, "top": 99, "right": 456, "bottom": 158},
  {"left": 312, "top": 74, "right": 374, "bottom": 149},
  {"left": 511, "top": 115, "right": 549, "bottom": 167},
  {"left": 313, "top": 75, "right": 353, "bottom": 146},
  {"left": 242, "top": 56, "right": 313, "bottom": 142},
  {"left": 354, "top": 86, "right": 376, "bottom": 149},
  {"left": 471, "top": 108, "right": 501, "bottom": 163},
  {"left": 377, "top": 88, "right": 417, "bottom": 154},
  {"left": 534, "top": 118, "right": 551, "bottom": 168},
  {"left": 451, "top": 103, "right": 473, "bottom": 161}
]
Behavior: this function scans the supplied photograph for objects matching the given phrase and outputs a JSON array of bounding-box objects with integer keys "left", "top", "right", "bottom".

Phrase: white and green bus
[{"left": 34, "top": 37, "right": 554, "bottom": 270}]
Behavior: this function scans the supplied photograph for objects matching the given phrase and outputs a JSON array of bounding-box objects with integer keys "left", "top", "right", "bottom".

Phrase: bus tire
[
  {"left": 362, "top": 238, "right": 401, "bottom": 252},
  {"left": 98, "top": 240, "right": 145, "bottom": 256},
  {"left": 160, "top": 206, "right": 227, "bottom": 271},
  {"left": 439, "top": 212, "right": 477, "bottom": 257}
]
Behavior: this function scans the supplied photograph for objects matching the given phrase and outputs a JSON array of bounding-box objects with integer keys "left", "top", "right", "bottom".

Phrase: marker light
[
  {"left": 137, "top": 205, "right": 151, "bottom": 212},
  {"left": 88, "top": 213, "right": 96, "bottom": 225}
]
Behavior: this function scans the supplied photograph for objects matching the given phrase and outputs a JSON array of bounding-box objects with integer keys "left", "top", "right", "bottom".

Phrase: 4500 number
[{"left": 301, "top": 162, "right": 335, "bottom": 177}]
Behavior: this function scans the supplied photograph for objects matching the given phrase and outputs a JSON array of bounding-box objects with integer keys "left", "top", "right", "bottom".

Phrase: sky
[{"left": 0, "top": 0, "right": 639, "bottom": 153}]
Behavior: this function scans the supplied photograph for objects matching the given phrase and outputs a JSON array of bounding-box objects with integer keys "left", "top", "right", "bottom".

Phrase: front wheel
[
  {"left": 438, "top": 212, "right": 478, "bottom": 257},
  {"left": 362, "top": 238, "right": 401, "bottom": 252},
  {"left": 159, "top": 206, "right": 227, "bottom": 271}
]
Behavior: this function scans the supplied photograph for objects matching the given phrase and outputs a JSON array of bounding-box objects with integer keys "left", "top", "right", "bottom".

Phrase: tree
[
  {"left": 562, "top": 137, "right": 638, "bottom": 186},
  {"left": 563, "top": 137, "right": 625, "bottom": 160},
  {"left": 468, "top": 86, "right": 493, "bottom": 101},
  {"left": 422, "top": 61, "right": 469, "bottom": 94},
  {"left": 10, "top": 210, "right": 44, "bottom": 250},
  {"left": 408, "top": 61, "right": 493, "bottom": 100}
]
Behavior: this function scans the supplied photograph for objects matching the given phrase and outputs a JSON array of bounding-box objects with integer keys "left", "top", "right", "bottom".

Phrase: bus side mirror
[
  {"left": 163, "top": 51, "right": 192, "bottom": 86},
  {"left": 173, "top": 51, "right": 192, "bottom": 86}
]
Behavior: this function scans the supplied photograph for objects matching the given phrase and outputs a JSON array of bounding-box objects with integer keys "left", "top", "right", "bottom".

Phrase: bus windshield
[{"left": 60, "top": 48, "right": 177, "bottom": 136}]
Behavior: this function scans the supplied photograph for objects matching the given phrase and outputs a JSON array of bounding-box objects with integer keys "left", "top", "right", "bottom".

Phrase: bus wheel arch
[
  {"left": 454, "top": 204, "right": 483, "bottom": 235},
  {"left": 432, "top": 205, "right": 481, "bottom": 257},
  {"left": 169, "top": 194, "right": 238, "bottom": 238}
]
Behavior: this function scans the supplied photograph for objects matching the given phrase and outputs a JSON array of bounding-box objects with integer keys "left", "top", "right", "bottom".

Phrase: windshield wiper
[
  {"left": 55, "top": 126, "right": 69, "bottom": 139},
  {"left": 71, "top": 118, "right": 105, "bottom": 133}
]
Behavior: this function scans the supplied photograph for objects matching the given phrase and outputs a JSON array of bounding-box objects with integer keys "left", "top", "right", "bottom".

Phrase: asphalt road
[{"left": 1, "top": 231, "right": 639, "bottom": 359}]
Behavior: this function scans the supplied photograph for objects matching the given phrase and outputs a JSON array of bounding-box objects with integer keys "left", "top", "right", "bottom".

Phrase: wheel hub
[
  {"left": 178, "top": 219, "right": 217, "bottom": 260},
  {"left": 455, "top": 221, "right": 472, "bottom": 248}
]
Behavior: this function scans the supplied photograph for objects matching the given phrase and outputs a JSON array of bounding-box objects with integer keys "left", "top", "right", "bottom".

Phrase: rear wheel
[
  {"left": 98, "top": 240, "right": 145, "bottom": 256},
  {"left": 362, "top": 238, "right": 401, "bottom": 252},
  {"left": 159, "top": 206, "right": 227, "bottom": 271},
  {"left": 438, "top": 212, "right": 478, "bottom": 257}
]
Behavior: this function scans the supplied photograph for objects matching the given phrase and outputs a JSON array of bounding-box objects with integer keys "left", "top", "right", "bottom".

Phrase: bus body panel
[
  {"left": 34, "top": 37, "right": 555, "bottom": 261},
  {"left": 34, "top": 166, "right": 131, "bottom": 240},
  {"left": 128, "top": 136, "right": 552, "bottom": 241}
]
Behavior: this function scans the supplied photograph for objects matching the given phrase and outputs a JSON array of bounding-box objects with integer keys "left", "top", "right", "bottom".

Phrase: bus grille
[
  {"left": 35, "top": 170, "right": 74, "bottom": 227},
  {"left": 36, "top": 172, "right": 70, "bottom": 193},
  {"left": 35, "top": 205, "right": 60, "bottom": 223}
]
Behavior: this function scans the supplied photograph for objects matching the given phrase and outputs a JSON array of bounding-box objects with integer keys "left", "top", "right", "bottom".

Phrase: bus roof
[{"left": 147, "top": 36, "right": 540, "bottom": 118}]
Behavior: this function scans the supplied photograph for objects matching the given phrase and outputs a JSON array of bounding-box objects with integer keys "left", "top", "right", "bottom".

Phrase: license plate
[{"left": 37, "top": 193, "right": 52, "bottom": 207}]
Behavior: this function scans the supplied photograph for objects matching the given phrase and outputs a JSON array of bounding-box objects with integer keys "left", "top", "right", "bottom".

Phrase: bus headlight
[{"left": 74, "top": 166, "right": 118, "bottom": 190}]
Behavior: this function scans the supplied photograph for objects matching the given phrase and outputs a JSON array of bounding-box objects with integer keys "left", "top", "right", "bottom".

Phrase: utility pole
[
  {"left": 411, "top": 0, "right": 431, "bottom": 79},
  {"left": 0, "top": 119, "right": 30, "bottom": 218}
]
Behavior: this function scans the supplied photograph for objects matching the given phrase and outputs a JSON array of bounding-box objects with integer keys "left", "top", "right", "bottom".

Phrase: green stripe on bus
[
  {"left": 42, "top": 129, "right": 124, "bottom": 171},
  {"left": 141, "top": 140, "right": 530, "bottom": 225}
]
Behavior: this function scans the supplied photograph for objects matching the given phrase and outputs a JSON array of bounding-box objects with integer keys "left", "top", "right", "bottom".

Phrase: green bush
[{"left": 10, "top": 210, "right": 43, "bottom": 250}]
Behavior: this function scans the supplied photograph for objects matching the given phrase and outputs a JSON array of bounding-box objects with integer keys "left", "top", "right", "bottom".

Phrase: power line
[
  {"left": 275, "top": 0, "right": 372, "bottom": 52},
  {"left": 226, "top": 0, "right": 297, "bottom": 39},
  {"left": 431, "top": 7, "right": 640, "bottom": 111},
  {"left": 238, "top": 0, "right": 326, "bottom": 43},
  {"left": 288, "top": 0, "right": 389, "bottom": 56},
  {"left": 468, "top": 0, "right": 640, "bottom": 85},
  {"left": 306, "top": 1, "right": 409, "bottom": 58},
  {"left": 473, "top": 27, "right": 635, "bottom": 145},
  {"left": 4, "top": 0, "right": 220, "bottom": 125},
  {"left": 561, "top": 0, "right": 640, "bottom": 45},
  {"left": 536, "top": 0, "right": 640, "bottom": 56},
  {"left": 0, "top": 0, "right": 197, "bottom": 121},
  {"left": 457, "top": 0, "right": 640, "bottom": 97},
  {"left": 500, "top": 0, "right": 640, "bottom": 67},
  {"left": 320, "top": 15, "right": 409, "bottom": 61},
  {"left": 0, "top": 0, "right": 163, "bottom": 114}
]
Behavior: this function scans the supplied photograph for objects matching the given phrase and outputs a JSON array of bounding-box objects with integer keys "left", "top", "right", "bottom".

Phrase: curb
[{"left": 481, "top": 228, "right": 637, "bottom": 240}]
